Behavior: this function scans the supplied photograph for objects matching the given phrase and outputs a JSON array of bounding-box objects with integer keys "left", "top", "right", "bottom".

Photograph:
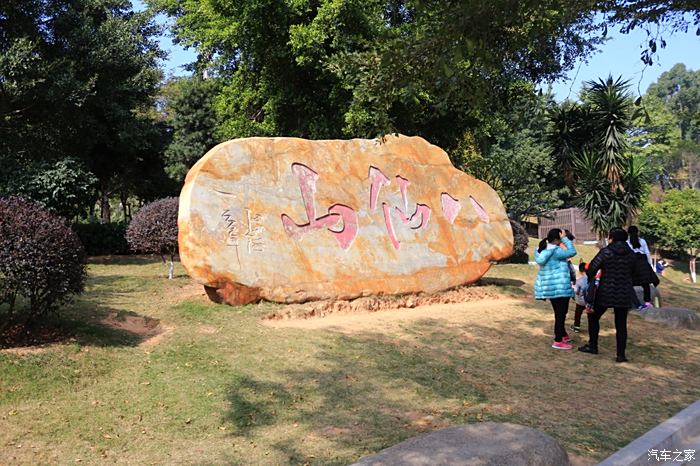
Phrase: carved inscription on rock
[{"left": 178, "top": 135, "right": 513, "bottom": 305}]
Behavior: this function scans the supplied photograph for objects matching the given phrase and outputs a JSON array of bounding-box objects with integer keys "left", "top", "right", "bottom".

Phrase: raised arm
[{"left": 553, "top": 236, "right": 577, "bottom": 260}]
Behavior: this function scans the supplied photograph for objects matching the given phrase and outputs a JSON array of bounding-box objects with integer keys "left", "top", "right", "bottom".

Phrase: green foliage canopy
[
  {"left": 547, "top": 76, "right": 650, "bottom": 235},
  {"left": 632, "top": 64, "right": 700, "bottom": 190},
  {"left": 0, "top": 0, "right": 169, "bottom": 221},
  {"left": 163, "top": 77, "right": 221, "bottom": 182},
  {"left": 150, "top": 0, "right": 613, "bottom": 150}
]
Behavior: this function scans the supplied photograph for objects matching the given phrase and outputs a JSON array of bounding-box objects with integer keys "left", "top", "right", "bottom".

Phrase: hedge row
[{"left": 72, "top": 222, "right": 129, "bottom": 256}]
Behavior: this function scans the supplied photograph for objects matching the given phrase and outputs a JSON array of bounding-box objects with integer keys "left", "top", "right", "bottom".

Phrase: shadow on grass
[
  {"left": 477, "top": 277, "right": 526, "bottom": 288},
  {"left": 220, "top": 306, "right": 700, "bottom": 464},
  {"left": 1, "top": 302, "right": 164, "bottom": 349},
  {"left": 220, "top": 324, "right": 511, "bottom": 464}
]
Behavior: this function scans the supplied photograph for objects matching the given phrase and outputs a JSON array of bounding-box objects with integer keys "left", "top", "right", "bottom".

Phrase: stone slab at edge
[{"left": 597, "top": 400, "right": 700, "bottom": 466}]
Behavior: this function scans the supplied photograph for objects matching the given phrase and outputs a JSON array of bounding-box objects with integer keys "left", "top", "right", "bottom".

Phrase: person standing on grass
[
  {"left": 579, "top": 228, "right": 637, "bottom": 363},
  {"left": 534, "top": 228, "right": 577, "bottom": 350},
  {"left": 627, "top": 225, "right": 659, "bottom": 310},
  {"left": 571, "top": 262, "right": 588, "bottom": 333}
]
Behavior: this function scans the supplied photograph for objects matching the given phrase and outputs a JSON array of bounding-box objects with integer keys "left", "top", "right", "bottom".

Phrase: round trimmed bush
[
  {"left": 0, "top": 197, "right": 87, "bottom": 320},
  {"left": 126, "top": 197, "right": 179, "bottom": 279}
]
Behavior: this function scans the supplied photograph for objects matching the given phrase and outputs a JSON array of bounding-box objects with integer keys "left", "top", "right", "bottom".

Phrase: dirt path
[{"left": 263, "top": 298, "right": 525, "bottom": 332}]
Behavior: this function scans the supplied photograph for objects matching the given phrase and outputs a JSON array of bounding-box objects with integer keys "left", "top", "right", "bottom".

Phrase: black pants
[
  {"left": 550, "top": 297, "right": 570, "bottom": 342},
  {"left": 587, "top": 306, "right": 629, "bottom": 358},
  {"left": 573, "top": 304, "right": 585, "bottom": 327}
]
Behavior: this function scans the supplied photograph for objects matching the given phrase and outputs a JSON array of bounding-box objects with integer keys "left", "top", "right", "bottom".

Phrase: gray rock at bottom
[
  {"left": 351, "top": 422, "right": 570, "bottom": 466},
  {"left": 633, "top": 285, "right": 659, "bottom": 305},
  {"left": 632, "top": 307, "right": 700, "bottom": 330}
]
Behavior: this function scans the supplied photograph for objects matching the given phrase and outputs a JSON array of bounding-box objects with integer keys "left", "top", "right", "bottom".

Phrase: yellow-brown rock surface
[{"left": 178, "top": 135, "right": 513, "bottom": 304}]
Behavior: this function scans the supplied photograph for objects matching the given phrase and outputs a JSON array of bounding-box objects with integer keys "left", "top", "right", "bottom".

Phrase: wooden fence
[{"left": 537, "top": 208, "right": 597, "bottom": 242}]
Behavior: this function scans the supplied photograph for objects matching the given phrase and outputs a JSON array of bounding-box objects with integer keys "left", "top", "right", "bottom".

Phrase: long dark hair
[
  {"left": 628, "top": 225, "right": 641, "bottom": 249},
  {"left": 538, "top": 229, "right": 562, "bottom": 253}
]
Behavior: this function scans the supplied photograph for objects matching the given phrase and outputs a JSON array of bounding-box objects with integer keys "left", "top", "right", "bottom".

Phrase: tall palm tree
[
  {"left": 582, "top": 75, "right": 640, "bottom": 190},
  {"left": 546, "top": 103, "right": 591, "bottom": 190},
  {"left": 547, "top": 75, "right": 649, "bottom": 237}
]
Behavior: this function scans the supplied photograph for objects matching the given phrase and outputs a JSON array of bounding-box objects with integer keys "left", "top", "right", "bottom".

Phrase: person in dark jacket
[
  {"left": 578, "top": 228, "right": 637, "bottom": 362},
  {"left": 627, "top": 225, "right": 659, "bottom": 309}
]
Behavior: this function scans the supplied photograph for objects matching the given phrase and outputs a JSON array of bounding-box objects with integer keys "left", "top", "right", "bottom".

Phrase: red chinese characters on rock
[
  {"left": 281, "top": 163, "right": 490, "bottom": 250},
  {"left": 281, "top": 163, "right": 358, "bottom": 250},
  {"left": 369, "top": 166, "right": 431, "bottom": 250}
]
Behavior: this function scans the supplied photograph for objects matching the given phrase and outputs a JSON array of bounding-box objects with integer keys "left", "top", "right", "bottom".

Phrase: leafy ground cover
[{"left": 0, "top": 246, "right": 698, "bottom": 465}]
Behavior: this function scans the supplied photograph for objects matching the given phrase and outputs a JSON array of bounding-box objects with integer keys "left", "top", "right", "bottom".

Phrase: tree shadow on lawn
[
  {"left": 220, "top": 312, "right": 700, "bottom": 464},
  {"left": 220, "top": 327, "right": 493, "bottom": 464},
  {"left": 0, "top": 303, "right": 165, "bottom": 349},
  {"left": 477, "top": 277, "right": 526, "bottom": 288}
]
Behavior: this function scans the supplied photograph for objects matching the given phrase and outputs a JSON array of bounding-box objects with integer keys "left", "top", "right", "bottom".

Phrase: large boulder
[
  {"left": 178, "top": 135, "right": 513, "bottom": 305},
  {"left": 351, "top": 423, "right": 570, "bottom": 466},
  {"left": 632, "top": 307, "right": 700, "bottom": 330}
]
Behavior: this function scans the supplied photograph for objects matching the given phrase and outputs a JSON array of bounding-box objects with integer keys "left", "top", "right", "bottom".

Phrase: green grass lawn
[{"left": 0, "top": 248, "right": 699, "bottom": 465}]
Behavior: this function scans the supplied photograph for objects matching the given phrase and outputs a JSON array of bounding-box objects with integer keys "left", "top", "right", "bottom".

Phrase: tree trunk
[
  {"left": 120, "top": 192, "right": 131, "bottom": 223},
  {"left": 168, "top": 260, "right": 174, "bottom": 280},
  {"left": 100, "top": 179, "right": 111, "bottom": 224},
  {"left": 690, "top": 255, "right": 697, "bottom": 284}
]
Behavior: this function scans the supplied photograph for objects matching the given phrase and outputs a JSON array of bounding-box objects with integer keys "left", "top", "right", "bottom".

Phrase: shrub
[
  {"left": 73, "top": 222, "right": 129, "bottom": 256},
  {"left": 126, "top": 197, "right": 179, "bottom": 279},
  {"left": 501, "top": 220, "right": 530, "bottom": 263},
  {"left": 0, "top": 197, "right": 87, "bottom": 321}
]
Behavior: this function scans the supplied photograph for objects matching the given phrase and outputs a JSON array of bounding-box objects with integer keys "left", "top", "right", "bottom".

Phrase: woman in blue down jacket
[{"left": 535, "top": 229, "right": 577, "bottom": 350}]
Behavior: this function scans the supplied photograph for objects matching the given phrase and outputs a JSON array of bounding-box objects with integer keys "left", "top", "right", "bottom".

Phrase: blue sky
[
  {"left": 548, "top": 25, "right": 700, "bottom": 100},
  {"left": 137, "top": 0, "right": 700, "bottom": 100}
]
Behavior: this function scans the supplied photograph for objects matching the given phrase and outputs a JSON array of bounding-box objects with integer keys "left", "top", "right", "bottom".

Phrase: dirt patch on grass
[
  {"left": 101, "top": 312, "right": 169, "bottom": 345},
  {"left": 197, "top": 325, "right": 219, "bottom": 334},
  {"left": 263, "top": 298, "right": 522, "bottom": 332},
  {"left": 172, "top": 282, "right": 209, "bottom": 303},
  {"left": 263, "top": 285, "right": 503, "bottom": 322}
]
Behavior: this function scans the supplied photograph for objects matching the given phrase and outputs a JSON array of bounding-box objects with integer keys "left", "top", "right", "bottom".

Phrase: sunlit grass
[{"left": 0, "top": 254, "right": 698, "bottom": 464}]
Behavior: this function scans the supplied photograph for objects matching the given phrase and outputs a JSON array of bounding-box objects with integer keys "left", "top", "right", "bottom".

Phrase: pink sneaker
[
  {"left": 644, "top": 302, "right": 654, "bottom": 309},
  {"left": 563, "top": 334, "right": 572, "bottom": 343},
  {"left": 552, "top": 341, "right": 573, "bottom": 350}
]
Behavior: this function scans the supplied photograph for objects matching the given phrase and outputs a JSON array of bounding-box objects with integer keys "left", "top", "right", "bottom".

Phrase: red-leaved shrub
[
  {"left": 126, "top": 197, "right": 179, "bottom": 279},
  {"left": 0, "top": 197, "right": 87, "bottom": 321}
]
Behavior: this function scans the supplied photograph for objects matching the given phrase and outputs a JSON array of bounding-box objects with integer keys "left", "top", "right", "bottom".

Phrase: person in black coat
[{"left": 578, "top": 228, "right": 638, "bottom": 362}]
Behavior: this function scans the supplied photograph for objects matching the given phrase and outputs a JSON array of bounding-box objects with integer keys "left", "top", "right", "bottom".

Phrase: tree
[
  {"left": 547, "top": 76, "right": 650, "bottom": 236},
  {"left": 163, "top": 77, "right": 221, "bottom": 182},
  {"left": 0, "top": 0, "right": 165, "bottom": 222},
  {"left": 463, "top": 129, "right": 565, "bottom": 221},
  {"left": 126, "top": 197, "right": 179, "bottom": 279},
  {"left": 638, "top": 189, "right": 700, "bottom": 283},
  {"left": 628, "top": 93, "right": 682, "bottom": 188},
  {"left": 633, "top": 64, "right": 700, "bottom": 190},
  {"left": 0, "top": 158, "right": 98, "bottom": 221},
  {"left": 150, "top": 0, "right": 613, "bottom": 151},
  {"left": 637, "top": 199, "right": 663, "bottom": 262}
]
